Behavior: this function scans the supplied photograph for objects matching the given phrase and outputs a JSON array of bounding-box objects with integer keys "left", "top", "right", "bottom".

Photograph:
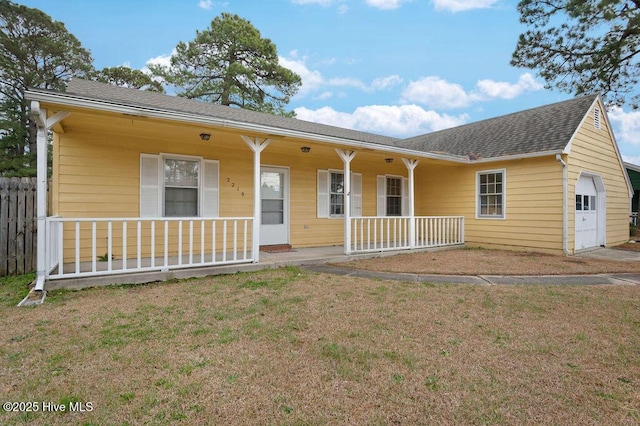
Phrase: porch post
[
  {"left": 402, "top": 158, "right": 419, "bottom": 249},
  {"left": 336, "top": 149, "right": 356, "bottom": 255},
  {"left": 242, "top": 136, "right": 271, "bottom": 263},
  {"left": 30, "top": 102, "right": 69, "bottom": 293}
]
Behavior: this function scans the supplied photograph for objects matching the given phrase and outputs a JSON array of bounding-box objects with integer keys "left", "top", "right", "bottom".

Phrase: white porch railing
[
  {"left": 46, "top": 217, "right": 254, "bottom": 279},
  {"left": 351, "top": 216, "right": 464, "bottom": 253}
]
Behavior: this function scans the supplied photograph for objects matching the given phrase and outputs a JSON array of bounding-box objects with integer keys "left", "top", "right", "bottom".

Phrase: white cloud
[
  {"left": 198, "top": 0, "right": 213, "bottom": 9},
  {"left": 365, "top": 0, "right": 408, "bottom": 10},
  {"left": 278, "top": 55, "right": 325, "bottom": 96},
  {"left": 432, "top": 0, "right": 499, "bottom": 12},
  {"left": 316, "top": 91, "right": 333, "bottom": 100},
  {"left": 295, "top": 104, "right": 468, "bottom": 137},
  {"left": 401, "top": 74, "right": 543, "bottom": 109},
  {"left": 279, "top": 53, "right": 405, "bottom": 98},
  {"left": 608, "top": 106, "right": 640, "bottom": 146},
  {"left": 476, "top": 73, "right": 543, "bottom": 100},
  {"left": 402, "top": 76, "right": 474, "bottom": 109},
  {"left": 371, "top": 75, "right": 403, "bottom": 90},
  {"left": 145, "top": 50, "right": 175, "bottom": 69}
]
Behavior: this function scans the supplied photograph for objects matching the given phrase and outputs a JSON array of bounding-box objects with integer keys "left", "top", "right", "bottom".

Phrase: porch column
[
  {"left": 242, "top": 136, "right": 271, "bottom": 263},
  {"left": 30, "top": 101, "right": 69, "bottom": 293},
  {"left": 336, "top": 149, "right": 356, "bottom": 255},
  {"left": 402, "top": 158, "right": 419, "bottom": 249}
]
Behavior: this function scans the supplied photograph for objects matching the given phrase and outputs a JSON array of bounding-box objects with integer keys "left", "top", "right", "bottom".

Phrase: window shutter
[
  {"left": 317, "top": 170, "right": 329, "bottom": 218},
  {"left": 350, "top": 172, "right": 362, "bottom": 217},
  {"left": 377, "top": 175, "right": 386, "bottom": 216},
  {"left": 202, "top": 160, "right": 219, "bottom": 217},
  {"left": 140, "top": 154, "right": 160, "bottom": 217},
  {"left": 402, "top": 177, "right": 410, "bottom": 216}
]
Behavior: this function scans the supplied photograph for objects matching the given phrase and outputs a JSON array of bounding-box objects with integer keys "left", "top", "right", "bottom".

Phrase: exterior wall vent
[{"left": 594, "top": 107, "right": 601, "bottom": 130}]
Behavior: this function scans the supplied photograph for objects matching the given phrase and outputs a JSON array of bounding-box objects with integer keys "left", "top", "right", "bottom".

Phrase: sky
[{"left": 18, "top": 0, "right": 640, "bottom": 163}]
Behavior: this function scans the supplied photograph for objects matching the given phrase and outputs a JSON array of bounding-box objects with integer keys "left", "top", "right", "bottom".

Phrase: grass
[{"left": 0, "top": 266, "right": 639, "bottom": 424}]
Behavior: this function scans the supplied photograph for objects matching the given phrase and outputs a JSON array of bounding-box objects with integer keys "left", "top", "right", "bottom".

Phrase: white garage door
[{"left": 575, "top": 176, "right": 598, "bottom": 250}]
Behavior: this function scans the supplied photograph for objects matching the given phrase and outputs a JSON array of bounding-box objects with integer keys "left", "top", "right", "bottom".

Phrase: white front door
[
  {"left": 575, "top": 176, "right": 598, "bottom": 250},
  {"left": 260, "top": 167, "right": 289, "bottom": 246}
]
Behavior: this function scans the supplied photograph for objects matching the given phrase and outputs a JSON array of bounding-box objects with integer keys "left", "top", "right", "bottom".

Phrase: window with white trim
[
  {"left": 386, "top": 176, "right": 402, "bottom": 216},
  {"left": 164, "top": 158, "right": 199, "bottom": 217},
  {"left": 377, "top": 175, "right": 409, "bottom": 217},
  {"left": 317, "top": 170, "right": 362, "bottom": 218},
  {"left": 330, "top": 172, "right": 344, "bottom": 216},
  {"left": 140, "top": 154, "right": 219, "bottom": 218},
  {"left": 477, "top": 170, "right": 505, "bottom": 218}
]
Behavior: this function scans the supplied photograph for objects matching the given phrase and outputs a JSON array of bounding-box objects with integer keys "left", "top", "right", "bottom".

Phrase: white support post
[
  {"left": 30, "top": 101, "right": 69, "bottom": 293},
  {"left": 402, "top": 158, "right": 419, "bottom": 249},
  {"left": 335, "top": 149, "right": 357, "bottom": 255},
  {"left": 242, "top": 135, "right": 271, "bottom": 263}
]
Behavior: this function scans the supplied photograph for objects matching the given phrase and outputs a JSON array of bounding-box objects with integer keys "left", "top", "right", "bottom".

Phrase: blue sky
[{"left": 19, "top": 0, "right": 640, "bottom": 163}]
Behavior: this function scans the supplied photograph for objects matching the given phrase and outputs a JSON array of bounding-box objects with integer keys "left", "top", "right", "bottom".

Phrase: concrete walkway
[
  {"left": 302, "top": 264, "right": 640, "bottom": 286},
  {"left": 300, "top": 247, "right": 640, "bottom": 286},
  {"left": 44, "top": 246, "right": 640, "bottom": 290}
]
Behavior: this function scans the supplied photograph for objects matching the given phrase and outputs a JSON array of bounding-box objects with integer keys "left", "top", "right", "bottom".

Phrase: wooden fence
[{"left": 0, "top": 177, "right": 38, "bottom": 276}]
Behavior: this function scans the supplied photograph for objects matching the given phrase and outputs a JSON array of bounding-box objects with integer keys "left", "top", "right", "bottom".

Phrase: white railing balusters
[
  {"left": 350, "top": 216, "right": 464, "bottom": 254},
  {"left": 45, "top": 216, "right": 254, "bottom": 280}
]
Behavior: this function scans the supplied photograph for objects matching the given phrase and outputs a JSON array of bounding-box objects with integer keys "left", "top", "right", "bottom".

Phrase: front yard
[{"left": 1, "top": 265, "right": 639, "bottom": 425}]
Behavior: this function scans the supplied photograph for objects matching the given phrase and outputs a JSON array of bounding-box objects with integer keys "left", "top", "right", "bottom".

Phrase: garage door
[{"left": 575, "top": 176, "right": 598, "bottom": 250}]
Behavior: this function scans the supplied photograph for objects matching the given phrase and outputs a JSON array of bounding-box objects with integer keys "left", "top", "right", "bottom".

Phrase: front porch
[
  {"left": 43, "top": 215, "right": 465, "bottom": 288},
  {"left": 43, "top": 241, "right": 464, "bottom": 291}
]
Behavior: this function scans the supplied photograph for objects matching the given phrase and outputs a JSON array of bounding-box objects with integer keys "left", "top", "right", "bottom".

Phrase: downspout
[{"left": 556, "top": 154, "right": 570, "bottom": 255}]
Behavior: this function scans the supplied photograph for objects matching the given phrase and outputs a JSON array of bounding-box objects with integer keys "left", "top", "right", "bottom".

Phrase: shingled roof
[
  {"left": 398, "top": 95, "right": 598, "bottom": 160},
  {"left": 31, "top": 79, "right": 598, "bottom": 162},
  {"left": 61, "top": 79, "right": 401, "bottom": 148}
]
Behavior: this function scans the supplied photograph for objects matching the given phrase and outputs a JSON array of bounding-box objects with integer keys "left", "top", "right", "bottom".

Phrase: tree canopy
[
  {"left": 0, "top": 0, "right": 92, "bottom": 176},
  {"left": 91, "top": 66, "right": 164, "bottom": 93},
  {"left": 150, "top": 13, "right": 301, "bottom": 116},
  {"left": 511, "top": 0, "right": 640, "bottom": 108}
]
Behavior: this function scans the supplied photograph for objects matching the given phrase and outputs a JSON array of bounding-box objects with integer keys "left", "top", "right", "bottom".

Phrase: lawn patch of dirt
[
  {"left": 342, "top": 247, "right": 640, "bottom": 275},
  {"left": 1, "top": 267, "right": 639, "bottom": 425}
]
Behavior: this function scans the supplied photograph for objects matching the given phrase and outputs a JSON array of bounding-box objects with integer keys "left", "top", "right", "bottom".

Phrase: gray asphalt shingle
[
  {"left": 398, "top": 95, "right": 597, "bottom": 159},
  {"left": 41, "top": 79, "right": 597, "bottom": 161}
]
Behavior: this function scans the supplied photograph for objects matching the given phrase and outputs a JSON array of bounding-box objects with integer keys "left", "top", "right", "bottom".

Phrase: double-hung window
[
  {"left": 164, "top": 158, "right": 199, "bottom": 217},
  {"left": 330, "top": 172, "right": 345, "bottom": 216},
  {"left": 140, "top": 154, "right": 219, "bottom": 218},
  {"left": 317, "top": 170, "right": 362, "bottom": 218},
  {"left": 477, "top": 169, "right": 505, "bottom": 219},
  {"left": 376, "top": 175, "right": 409, "bottom": 216}
]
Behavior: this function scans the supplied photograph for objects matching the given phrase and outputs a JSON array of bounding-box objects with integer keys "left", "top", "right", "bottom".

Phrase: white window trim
[
  {"left": 162, "top": 154, "right": 202, "bottom": 217},
  {"left": 377, "top": 174, "right": 409, "bottom": 217},
  {"left": 317, "top": 169, "right": 362, "bottom": 219},
  {"left": 140, "top": 153, "right": 219, "bottom": 218},
  {"left": 475, "top": 168, "right": 506, "bottom": 220}
]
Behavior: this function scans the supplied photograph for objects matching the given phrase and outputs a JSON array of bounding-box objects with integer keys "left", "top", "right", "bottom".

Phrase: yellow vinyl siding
[
  {"left": 417, "top": 157, "right": 564, "bottom": 253},
  {"left": 566, "top": 99, "right": 630, "bottom": 251}
]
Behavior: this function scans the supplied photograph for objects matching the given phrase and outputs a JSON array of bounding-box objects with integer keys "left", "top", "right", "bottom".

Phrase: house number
[{"left": 226, "top": 177, "right": 245, "bottom": 196}]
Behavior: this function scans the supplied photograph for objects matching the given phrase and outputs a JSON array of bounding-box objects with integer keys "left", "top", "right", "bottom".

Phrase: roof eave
[
  {"left": 468, "top": 149, "right": 564, "bottom": 164},
  {"left": 26, "top": 89, "right": 468, "bottom": 164}
]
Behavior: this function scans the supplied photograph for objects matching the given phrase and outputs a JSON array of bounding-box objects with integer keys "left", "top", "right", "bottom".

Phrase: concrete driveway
[{"left": 575, "top": 247, "right": 640, "bottom": 261}]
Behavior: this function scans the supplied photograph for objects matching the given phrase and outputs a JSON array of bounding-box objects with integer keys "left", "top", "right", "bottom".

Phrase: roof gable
[{"left": 398, "top": 95, "right": 598, "bottom": 160}]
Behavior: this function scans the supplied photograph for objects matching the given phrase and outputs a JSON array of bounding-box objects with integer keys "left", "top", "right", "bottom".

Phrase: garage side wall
[{"left": 566, "top": 99, "right": 631, "bottom": 252}]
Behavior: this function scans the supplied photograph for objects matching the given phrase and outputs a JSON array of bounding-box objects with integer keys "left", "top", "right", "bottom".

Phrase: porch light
[
  {"left": 300, "top": 146, "right": 311, "bottom": 153},
  {"left": 385, "top": 158, "right": 393, "bottom": 163},
  {"left": 199, "top": 133, "right": 211, "bottom": 141}
]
